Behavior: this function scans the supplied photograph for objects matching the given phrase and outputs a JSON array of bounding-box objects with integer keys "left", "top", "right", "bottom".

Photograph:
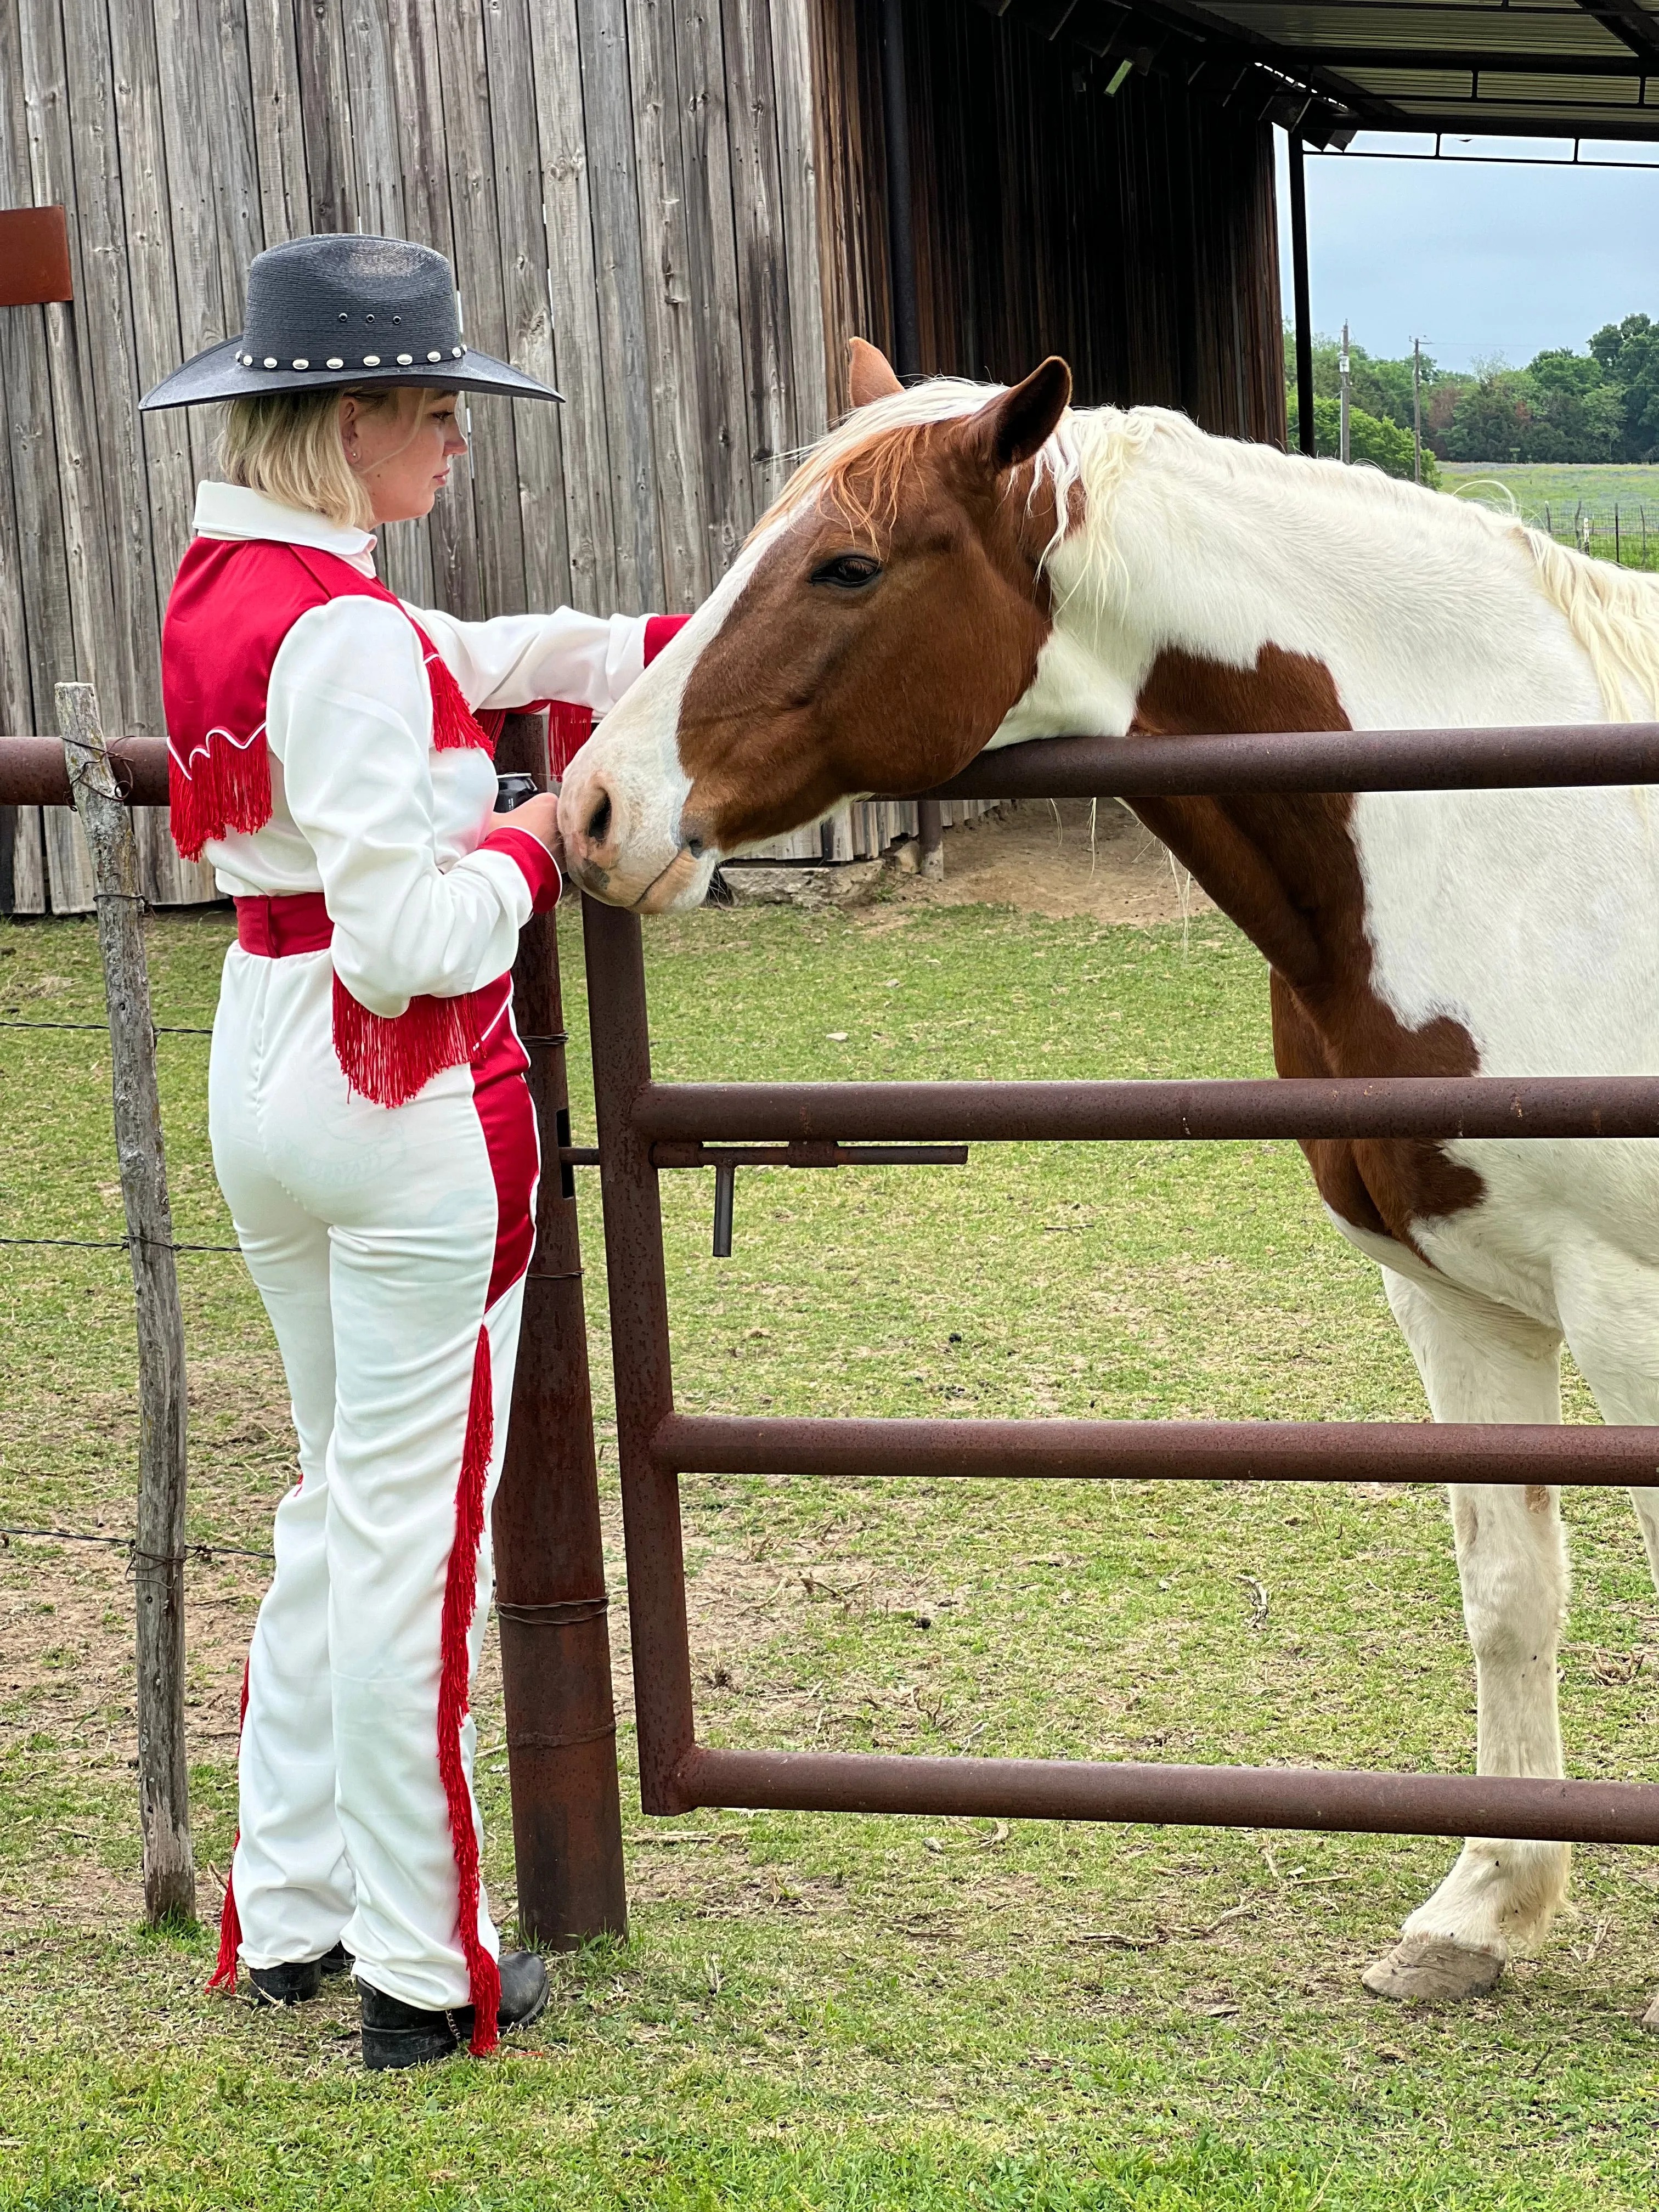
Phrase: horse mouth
[{"left": 632, "top": 845, "right": 704, "bottom": 914}]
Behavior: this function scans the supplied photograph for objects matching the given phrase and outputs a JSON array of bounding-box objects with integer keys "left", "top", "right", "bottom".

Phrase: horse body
[{"left": 561, "top": 346, "right": 1659, "bottom": 2015}]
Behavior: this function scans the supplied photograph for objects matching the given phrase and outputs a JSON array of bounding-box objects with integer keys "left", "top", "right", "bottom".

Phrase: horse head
[{"left": 558, "top": 340, "right": 1076, "bottom": 910}]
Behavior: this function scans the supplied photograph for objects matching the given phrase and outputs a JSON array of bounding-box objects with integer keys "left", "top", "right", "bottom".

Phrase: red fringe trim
[
  {"left": 438, "top": 1326, "right": 501, "bottom": 2056},
  {"left": 331, "top": 974, "right": 505, "bottom": 1109},
  {"left": 548, "top": 701, "right": 594, "bottom": 780},
  {"left": 422, "top": 642, "right": 495, "bottom": 755},
  {"left": 206, "top": 1658, "right": 251, "bottom": 1992},
  {"left": 169, "top": 732, "right": 273, "bottom": 862}
]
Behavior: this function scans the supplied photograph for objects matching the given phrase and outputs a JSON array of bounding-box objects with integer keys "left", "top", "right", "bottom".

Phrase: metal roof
[{"left": 984, "top": 0, "right": 1659, "bottom": 143}]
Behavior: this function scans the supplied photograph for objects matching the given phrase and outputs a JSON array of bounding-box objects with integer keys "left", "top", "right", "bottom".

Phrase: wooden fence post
[
  {"left": 57, "top": 681, "right": 196, "bottom": 1925},
  {"left": 491, "top": 713, "right": 628, "bottom": 1948}
]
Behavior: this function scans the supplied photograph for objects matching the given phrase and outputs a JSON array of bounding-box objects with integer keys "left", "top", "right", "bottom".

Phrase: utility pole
[
  {"left": 1412, "top": 336, "right": 1425, "bottom": 485},
  {"left": 1339, "top": 320, "right": 1351, "bottom": 465}
]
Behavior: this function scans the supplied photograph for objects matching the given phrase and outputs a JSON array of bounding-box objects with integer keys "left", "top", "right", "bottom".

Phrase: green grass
[
  {"left": 3, "top": 899, "right": 1658, "bottom": 2210},
  {"left": 1440, "top": 461, "right": 1659, "bottom": 514},
  {"left": 1440, "top": 461, "right": 1659, "bottom": 567}
]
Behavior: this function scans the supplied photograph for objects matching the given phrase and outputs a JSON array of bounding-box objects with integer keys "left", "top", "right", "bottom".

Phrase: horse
[{"left": 558, "top": 337, "right": 1659, "bottom": 2019}]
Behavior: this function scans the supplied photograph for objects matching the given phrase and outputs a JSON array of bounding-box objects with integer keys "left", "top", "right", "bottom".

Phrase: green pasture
[
  {"left": 1440, "top": 461, "right": 1659, "bottom": 567},
  {"left": 3, "top": 895, "right": 1657, "bottom": 2210}
]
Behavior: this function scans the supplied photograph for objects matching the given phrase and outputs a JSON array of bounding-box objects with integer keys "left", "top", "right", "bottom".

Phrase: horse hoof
[
  {"left": 1360, "top": 1936, "right": 1506, "bottom": 2006},
  {"left": 1640, "top": 1991, "right": 1659, "bottom": 2032}
]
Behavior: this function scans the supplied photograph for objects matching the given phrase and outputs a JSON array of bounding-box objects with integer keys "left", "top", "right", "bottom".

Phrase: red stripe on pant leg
[
  {"left": 471, "top": 1008, "right": 538, "bottom": 1309},
  {"left": 438, "top": 1326, "right": 502, "bottom": 2055},
  {"left": 206, "top": 1658, "right": 251, "bottom": 1992}
]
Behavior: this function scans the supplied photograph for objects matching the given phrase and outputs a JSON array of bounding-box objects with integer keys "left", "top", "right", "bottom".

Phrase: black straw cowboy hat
[{"left": 139, "top": 234, "right": 561, "bottom": 411}]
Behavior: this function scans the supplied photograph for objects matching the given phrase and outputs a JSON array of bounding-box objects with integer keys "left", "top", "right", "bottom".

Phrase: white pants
[{"left": 208, "top": 938, "right": 537, "bottom": 2012}]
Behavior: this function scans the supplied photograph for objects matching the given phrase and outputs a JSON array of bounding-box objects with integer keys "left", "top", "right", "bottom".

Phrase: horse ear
[
  {"left": 966, "top": 356, "right": 1074, "bottom": 472},
  {"left": 848, "top": 337, "right": 904, "bottom": 408}
]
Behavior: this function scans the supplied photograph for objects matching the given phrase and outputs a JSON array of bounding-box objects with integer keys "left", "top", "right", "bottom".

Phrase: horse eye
[{"left": 811, "top": 552, "right": 882, "bottom": 590}]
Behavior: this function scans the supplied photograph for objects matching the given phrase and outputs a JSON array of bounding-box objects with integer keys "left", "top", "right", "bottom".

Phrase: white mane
[{"left": 786, "top": 379, "right": 1659, "bottom": 721}]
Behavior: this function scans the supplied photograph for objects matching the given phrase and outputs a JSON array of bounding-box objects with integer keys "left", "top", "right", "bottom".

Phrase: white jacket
[{"left": 194, "top": 483, "right": 646, "bottom": 1017}]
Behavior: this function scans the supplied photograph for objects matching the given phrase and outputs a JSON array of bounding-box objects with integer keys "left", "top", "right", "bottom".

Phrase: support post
[
  {"left": 879, "top": 0, "right": 921, "bottom": 382},
  {"left": 58, "top": 681, "right": 195, "bottom": 1925},
  {"left": 1287, "top": 134, "right": 1316, "bottom": 458},
  {"left": 492, "top": 713, "right": 627, "bottom": 1946},
  {"left": 1412, "top": 336, "right": 1424, "bottom": 485},
  {"left": 1339, "top": 319, "right": 1351, "bottom": 465},
  {"left": 879, "top": 0, "right": 944, "bottom": 880},
  {"left": 583, "top": 895, "right": 698, "bottom": 1814}
]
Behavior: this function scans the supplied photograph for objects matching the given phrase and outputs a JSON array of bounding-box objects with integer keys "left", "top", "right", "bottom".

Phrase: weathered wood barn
[{"left": 2, "top": 0, "right": 1295, "bottom": 913}]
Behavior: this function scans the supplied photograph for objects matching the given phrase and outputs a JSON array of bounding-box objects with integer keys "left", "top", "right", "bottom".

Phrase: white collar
[{"left": 193, "top": 482, "right": 378, "bottom": 575}]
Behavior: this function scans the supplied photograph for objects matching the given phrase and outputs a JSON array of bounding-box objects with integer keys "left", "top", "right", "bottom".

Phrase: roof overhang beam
[{"left": 1568, "top": 0, "right": 1659, "bottom": 63}]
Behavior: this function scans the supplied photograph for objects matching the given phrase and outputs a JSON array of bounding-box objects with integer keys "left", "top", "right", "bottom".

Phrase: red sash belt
[
  {"left": 233, "top": 890, "right": 509, "bottom": 1109},
  {"left": 235, "top": 891, "right": 332, "bottom": 957}
]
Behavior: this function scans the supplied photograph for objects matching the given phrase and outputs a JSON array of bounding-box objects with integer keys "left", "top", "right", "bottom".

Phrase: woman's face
[{"left": 340, "top": 388, "right": 467, "bottom": 524}]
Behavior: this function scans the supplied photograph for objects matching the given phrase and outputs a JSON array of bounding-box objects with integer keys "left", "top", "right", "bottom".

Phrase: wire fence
[
  {"left": 1539, "top": 503, "right": 1659, "bottom": 569},
  {"left": 2, "top": 1012, "right": 235, "bottom": 1252},
  {"left": 1447, "top": 483, "right": 1659, "bottom": 570},
  {"left": 3, "top": 1003, "right": 261, "bottom": 1562}
]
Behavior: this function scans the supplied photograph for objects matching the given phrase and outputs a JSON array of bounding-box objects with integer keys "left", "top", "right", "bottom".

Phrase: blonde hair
[{"left": 217, "top": 386, "right": 403, "bottom": 530}]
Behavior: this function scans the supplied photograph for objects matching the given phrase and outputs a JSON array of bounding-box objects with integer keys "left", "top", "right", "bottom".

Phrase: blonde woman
[{"left": 141, "top": 234, "right": 684, "bottom": 2069}]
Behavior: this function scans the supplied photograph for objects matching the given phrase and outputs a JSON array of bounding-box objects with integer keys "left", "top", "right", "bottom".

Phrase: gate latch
[{"left": 648, "top": 1141, "right": 969, "bottom": 1257}]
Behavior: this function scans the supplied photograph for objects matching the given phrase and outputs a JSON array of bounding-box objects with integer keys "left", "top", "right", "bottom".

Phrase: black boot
[
  {"left": 359, "top": 1950, "right": 549, "bottom": 2071},
  {"left": 248, "top": 1940, "right": 353, "bottom": 2007}
]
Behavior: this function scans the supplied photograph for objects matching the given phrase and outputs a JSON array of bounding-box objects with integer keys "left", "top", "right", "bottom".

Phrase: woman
[{"left": 140, "top": 234, "right": 682, "bottom": 2070}]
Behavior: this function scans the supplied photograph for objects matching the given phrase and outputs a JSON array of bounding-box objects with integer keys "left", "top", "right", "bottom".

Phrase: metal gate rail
[{"left": 580, "top": 724, "right": 1659, "bottom": 1851}]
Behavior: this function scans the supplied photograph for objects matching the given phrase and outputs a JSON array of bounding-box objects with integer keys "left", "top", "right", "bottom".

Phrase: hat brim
[{"left": 140, "top": 335, "right": 561, "bottom": 411}]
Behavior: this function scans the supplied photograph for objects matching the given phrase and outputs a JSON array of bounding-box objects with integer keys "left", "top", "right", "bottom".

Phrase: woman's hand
[{"left": 494, "top": 791, "right": 565, "bottom": 868}]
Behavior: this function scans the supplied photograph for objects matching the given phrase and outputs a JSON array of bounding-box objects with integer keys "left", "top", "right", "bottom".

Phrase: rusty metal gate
[
  {"left": 580, "top": 721, "right": 1659, "bottom": 1850},
  {"left": 14, "top": 715, "right": 1659, "bottom": 1948}
]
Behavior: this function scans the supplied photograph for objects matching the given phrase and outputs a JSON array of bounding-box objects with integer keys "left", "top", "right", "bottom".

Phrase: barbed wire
[
  {"left": 0, "top": 1234, "right": 241, "bottom": 1253},
  {"left": 0, "top": 1018, "right": 213, "bottom": 1035},
  {"left": 0, "top": 1524, "right": 273, "bottom": 1562}
]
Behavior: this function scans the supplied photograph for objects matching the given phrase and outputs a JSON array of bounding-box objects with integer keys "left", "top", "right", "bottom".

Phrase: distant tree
[
  {"left": 1582, "top": 383, "right": 1627, "bottom": 459},
  {"left": 1284, "top": 319, "right": 1659, "bottom": 466},
  {"left": 1311, "top": 394, "right": 1440, "bottom": 486},
  {"left": 1443, "top": 373, "right": 1536, "bottom": 464},
  {"left": 1589, "top": 315, "right": 1659, "bottom": 458}
]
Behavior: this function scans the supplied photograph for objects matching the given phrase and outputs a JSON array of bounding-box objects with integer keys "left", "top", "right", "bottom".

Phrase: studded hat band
[{"left": 238, "top": 347, "right": 467, "bottom": 373}]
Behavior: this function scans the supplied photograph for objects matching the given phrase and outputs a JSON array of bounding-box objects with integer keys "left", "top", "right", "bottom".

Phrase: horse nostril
[
  {"left": 686, "top": 835, "right": 704, "bottom": 859},
  {"left": 586, "top": 791, "right": 613, "bottom": 847}
]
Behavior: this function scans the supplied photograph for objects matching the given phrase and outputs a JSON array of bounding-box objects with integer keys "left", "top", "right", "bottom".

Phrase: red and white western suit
[{"left": 168, "top": 483, "right": 669, "bottom": 2046}]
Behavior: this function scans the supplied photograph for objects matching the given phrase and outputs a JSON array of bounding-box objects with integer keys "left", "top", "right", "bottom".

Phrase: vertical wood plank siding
[{"left": 4, "top": 0, "right": 1285, "bottom": 906}]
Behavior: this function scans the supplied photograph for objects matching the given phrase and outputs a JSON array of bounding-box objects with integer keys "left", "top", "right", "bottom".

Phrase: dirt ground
[{"left": 900, "top": 799, "right": 1215, "bottom": 927}]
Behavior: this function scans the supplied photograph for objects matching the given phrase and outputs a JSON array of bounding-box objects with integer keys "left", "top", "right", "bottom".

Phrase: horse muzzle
[{"left": 557, "top": 753, "right": 715, "bottom": 911}]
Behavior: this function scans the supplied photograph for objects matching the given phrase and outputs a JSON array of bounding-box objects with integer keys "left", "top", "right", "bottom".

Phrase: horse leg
[
  {"left": 1361, "top": 1266, "right": 1570, "bottom": 2006},
  {"left": 1547, "top": 1252, "right": 1659, "bottom": 2029}
]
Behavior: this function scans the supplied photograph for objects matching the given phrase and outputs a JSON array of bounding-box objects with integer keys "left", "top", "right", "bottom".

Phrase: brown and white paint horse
[{"left": 561, "top": 339, "right": 1659, "bottom": 2016}]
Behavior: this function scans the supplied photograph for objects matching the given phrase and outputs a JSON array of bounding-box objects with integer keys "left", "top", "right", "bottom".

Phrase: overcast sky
[{"left": 1275, "top": 132, "right": 1659, "bottom": 373}]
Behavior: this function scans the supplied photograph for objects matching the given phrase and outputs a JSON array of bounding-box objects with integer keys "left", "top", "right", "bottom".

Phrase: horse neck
[
  {"left": 1049, "top": 411, "right": 1598, "bottom": 733},
  {"left": 1032, "top": 419, "right": 1601, "bottom": 992}
]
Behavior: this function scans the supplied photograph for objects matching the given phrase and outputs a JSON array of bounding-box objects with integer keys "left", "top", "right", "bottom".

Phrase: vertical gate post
[
  {"left": 1286, "top": 132, "right": 1316, "bottom": 459},
  {"left": 58, "top": 681, "right": 196, "bottom": 1925},
  {"left": 581, "top": 895, "right": 699, "bottom": 1814},
  {"left": 879, "top": 0, "right": 945, "bottom": 883},
  {"left": 492, "top": 714, "right": 627, "bottom": 1946}
]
